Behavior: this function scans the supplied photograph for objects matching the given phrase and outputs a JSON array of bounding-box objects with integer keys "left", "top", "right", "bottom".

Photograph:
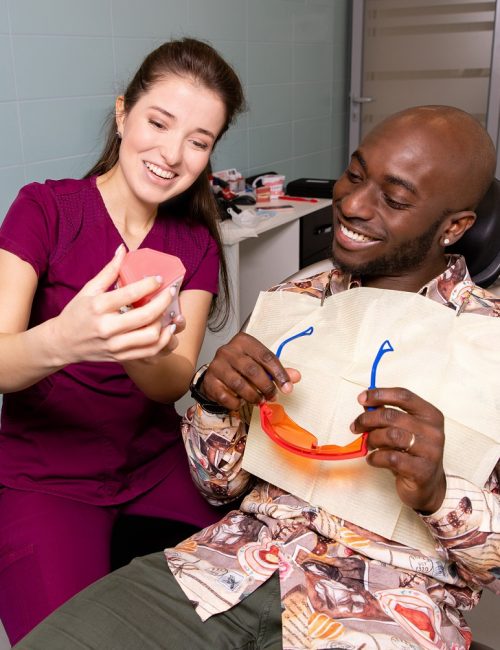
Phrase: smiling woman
[
  {"left": 105, "top": 75, "right": 226, "bottom": 220},
  {"left": 0, "top": 37, "right": 245, "bottom": 645}
]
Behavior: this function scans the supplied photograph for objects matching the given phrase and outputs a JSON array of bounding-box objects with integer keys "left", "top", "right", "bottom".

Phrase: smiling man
[
  {"left": 332, "top": 106, "right": 492, "bottom": 292},
  {"left": 16, "top": 106, "right": 500, "bottom": 650}
]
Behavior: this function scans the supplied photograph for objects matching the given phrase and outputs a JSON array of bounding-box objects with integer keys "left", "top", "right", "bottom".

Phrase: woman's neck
[{"left": 96, "top": 166, "right": 157, "bottom": 250}]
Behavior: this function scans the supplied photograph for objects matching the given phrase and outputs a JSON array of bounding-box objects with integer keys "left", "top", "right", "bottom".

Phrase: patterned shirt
[{"left": 165, "top": 256, "right": 500, "bottom": 650}]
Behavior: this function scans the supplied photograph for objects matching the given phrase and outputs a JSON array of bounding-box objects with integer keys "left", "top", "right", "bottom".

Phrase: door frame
[
  {"left": 348, "top": 0, "right": 365, "bottom": 155},
  {"left": 348, "top": 0, "right": 500, "bottom": 176},
  {"left": 486, "top": 7, "right": 500, "bottom": 176}
]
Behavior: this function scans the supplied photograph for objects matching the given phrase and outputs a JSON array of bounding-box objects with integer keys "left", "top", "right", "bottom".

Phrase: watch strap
[{"left": 189, "top": 364, "right": 229, "bottom": 415}]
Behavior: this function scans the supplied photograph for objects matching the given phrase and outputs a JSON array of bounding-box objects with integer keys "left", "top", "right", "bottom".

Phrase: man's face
[{"left": 332, "top": 120, "right": 456, "bottom": 279}]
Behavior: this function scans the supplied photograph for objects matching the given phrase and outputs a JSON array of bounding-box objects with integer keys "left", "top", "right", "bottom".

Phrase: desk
[
  {"left": 221, "top": 198, "right": 332, "bottom": 328},
  {"left": 175, "top": 198, "right": 332, "bottom": 414}
]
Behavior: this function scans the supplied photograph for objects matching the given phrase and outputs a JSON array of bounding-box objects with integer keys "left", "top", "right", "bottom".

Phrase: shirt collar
[{"left": 328, "top": 255, "right": 473, "bottom": 312}]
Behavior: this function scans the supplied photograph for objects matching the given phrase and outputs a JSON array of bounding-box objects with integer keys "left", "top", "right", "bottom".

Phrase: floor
[
  {"left": 466, "top": 588, "right": 498, "bottom": 648},
  {"left": 0, "top": 620, "right": 10, "bottom": 650}
]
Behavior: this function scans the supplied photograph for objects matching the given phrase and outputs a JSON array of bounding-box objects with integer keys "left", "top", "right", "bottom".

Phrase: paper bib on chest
[{"left": 242, "top": 286, "right": 500, "bottom": 555}]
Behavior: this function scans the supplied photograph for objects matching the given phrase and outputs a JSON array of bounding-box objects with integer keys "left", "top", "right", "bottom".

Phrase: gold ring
[{"left": 403, "top": 432, "right": 416, "bottom": 453}]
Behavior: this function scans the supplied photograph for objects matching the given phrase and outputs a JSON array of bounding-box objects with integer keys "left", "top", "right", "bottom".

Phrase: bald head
[{"left": 367, "top": 105, "right": 496, "bottom": 209}]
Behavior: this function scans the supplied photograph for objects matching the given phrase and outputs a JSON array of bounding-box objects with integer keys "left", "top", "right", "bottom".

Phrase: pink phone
[{"left": 117, "top": 248, "right": 186, "bottom": 326}]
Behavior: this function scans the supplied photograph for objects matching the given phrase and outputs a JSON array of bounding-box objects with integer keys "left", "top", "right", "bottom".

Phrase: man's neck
[{"left": 361, "top": 258, "right": 449, "bottom": 293}]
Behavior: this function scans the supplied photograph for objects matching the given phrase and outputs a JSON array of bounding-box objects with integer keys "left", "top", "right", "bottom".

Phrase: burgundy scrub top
[{"left": 0, "top": 177, "right": 220, "bottom": 524}]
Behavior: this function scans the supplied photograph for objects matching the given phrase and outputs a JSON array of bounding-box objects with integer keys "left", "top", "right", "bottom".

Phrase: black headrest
[{"left": 448, "top": 178, "right": 500, "bottom": 287}]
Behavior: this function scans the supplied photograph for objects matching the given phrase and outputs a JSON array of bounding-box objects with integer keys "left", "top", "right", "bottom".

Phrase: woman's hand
[
  {"left": 200, "top": 332, "right": 301, "bottom": 411},
  {"left": 134, "top": 312, "right": 187, "bottom": 364},
  {"left": 350, "top": 387, "right": 447, "bottom": 514},
  {"left": 121, "top": 288, "right": 211, "bottom": 403},
  {"left": 51, "top": 245, "right": 179, "bottom": 365}
]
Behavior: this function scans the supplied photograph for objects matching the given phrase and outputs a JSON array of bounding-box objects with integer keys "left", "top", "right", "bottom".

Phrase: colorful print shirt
[{"left": 165, "top": 256, "right": 500, "bottom": 650}]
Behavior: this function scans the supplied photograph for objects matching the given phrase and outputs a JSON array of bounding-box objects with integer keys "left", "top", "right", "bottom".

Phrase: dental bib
[{"left": 242, "top": 286, "right": 500, "bottom": 555}]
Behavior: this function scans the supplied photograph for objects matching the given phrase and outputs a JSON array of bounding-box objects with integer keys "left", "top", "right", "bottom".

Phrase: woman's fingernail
[
  {"left": 155, "top": 275, "right": 164, "bottom": 284},
  {"left": 170, "top": 323, "right": 177, "bottom": 334},
  {"left": 169, "top": 285, "right": 177, "bottom": 296},
  {"left": 358, "top": 391, "right": 368, "bottom": 404},
  {"left": 281, "top": 382, "right": 293, "bottom": 394},
  {"left": 350, "top": 422, "right": 356, "bottom": 433},
  {"left": 114, "top": 243, "right": 125, "bottom": 256}
]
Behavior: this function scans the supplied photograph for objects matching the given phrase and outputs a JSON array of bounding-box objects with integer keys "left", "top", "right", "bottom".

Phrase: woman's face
[{"left": 115, "top": 74, "right": 226, "bottom": 208}]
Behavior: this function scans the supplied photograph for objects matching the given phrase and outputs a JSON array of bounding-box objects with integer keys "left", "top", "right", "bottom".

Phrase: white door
[{"left": 349, "top": 0, "right": 500, "bottom": 172}]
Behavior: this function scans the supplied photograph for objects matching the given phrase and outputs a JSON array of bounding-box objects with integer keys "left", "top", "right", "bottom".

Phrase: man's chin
[
  {"left": 332, "top": 251, "right": 368, "bottom": 276},
  {"left": 332, "top": 254, "right": 388, "bottom": 278},
  {"left": 331, "top": 241, "right": 369, "bottom": 271}
]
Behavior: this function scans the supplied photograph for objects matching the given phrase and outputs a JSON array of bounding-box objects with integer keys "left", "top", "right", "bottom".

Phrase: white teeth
[
  {"left": 144, "top": 161, "right": 176, "bottom": 179},
  {"left": 340, "top": 223, "right": 375, "bottom": 242}
]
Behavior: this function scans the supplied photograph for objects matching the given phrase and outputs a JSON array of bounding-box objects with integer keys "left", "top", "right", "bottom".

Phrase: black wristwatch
[{"left": 189, "top": 364, "right": 229, "bottom": 415}]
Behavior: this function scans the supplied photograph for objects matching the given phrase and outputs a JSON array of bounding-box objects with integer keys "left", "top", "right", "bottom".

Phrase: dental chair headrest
[{"left": 449, "top": 178, "right": 500, "bottom": 287}]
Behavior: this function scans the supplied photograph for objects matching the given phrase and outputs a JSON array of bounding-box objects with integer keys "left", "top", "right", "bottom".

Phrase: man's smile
[{"left": 339, "top": 222, "right": 378, "bottom": 243}]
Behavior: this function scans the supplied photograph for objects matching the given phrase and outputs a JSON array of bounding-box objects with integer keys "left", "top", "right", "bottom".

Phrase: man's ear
[
  {"left": 115, "top": 95, "right": 125, "bottom": 137},
  {"left": 441, "top": 210, "right": 476, "bottom": 247}
]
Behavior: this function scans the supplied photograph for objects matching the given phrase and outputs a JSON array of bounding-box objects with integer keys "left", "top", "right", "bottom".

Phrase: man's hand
[
  {"left": 350, "top": 387, "right": 447, "bottom": 514},
  {"left": 200, "top": 332, "right": 301, "bottom": 411}
]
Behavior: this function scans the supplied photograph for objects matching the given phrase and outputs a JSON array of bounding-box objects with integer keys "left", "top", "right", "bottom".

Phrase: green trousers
[{"left": 14, "top": 552, "right": 283, "bottom": 650}]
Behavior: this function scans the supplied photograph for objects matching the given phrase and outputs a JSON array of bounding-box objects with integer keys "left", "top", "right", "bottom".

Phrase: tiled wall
[{"left": 0, "top": 0, "right": 350, "bottom": 218}]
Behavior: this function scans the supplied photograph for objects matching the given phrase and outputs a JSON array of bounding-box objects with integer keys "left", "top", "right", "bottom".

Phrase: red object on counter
[{"left": 278, "top": 195, "right": 318, "bottom": 203}]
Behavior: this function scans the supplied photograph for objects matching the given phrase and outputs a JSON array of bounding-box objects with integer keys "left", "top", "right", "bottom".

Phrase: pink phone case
[{"left": 117, "top": 249, "right": 186, "bottom": 325}]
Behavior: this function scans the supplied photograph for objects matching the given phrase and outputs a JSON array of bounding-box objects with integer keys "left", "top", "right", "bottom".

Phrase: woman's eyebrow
[{"left": 149, "top": 105, "right": 216, "bottom": 140}]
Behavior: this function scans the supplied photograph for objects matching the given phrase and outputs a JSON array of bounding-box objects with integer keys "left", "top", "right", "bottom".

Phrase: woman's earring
[
  {"left": 443, "top": 238, "right": 450, "bottom": 246},
  {"left": 116, "top": 130, "right": 122, "bottom": 139}
]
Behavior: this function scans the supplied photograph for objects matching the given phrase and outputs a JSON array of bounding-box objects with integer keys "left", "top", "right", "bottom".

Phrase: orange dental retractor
[{"left": 259, "top": 328, "right": 393, "bottom": 461}]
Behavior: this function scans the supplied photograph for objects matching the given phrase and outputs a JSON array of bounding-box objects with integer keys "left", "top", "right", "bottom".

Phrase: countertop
[{"left": 219, "top": 198, "right": 332, "bottom": 246}]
